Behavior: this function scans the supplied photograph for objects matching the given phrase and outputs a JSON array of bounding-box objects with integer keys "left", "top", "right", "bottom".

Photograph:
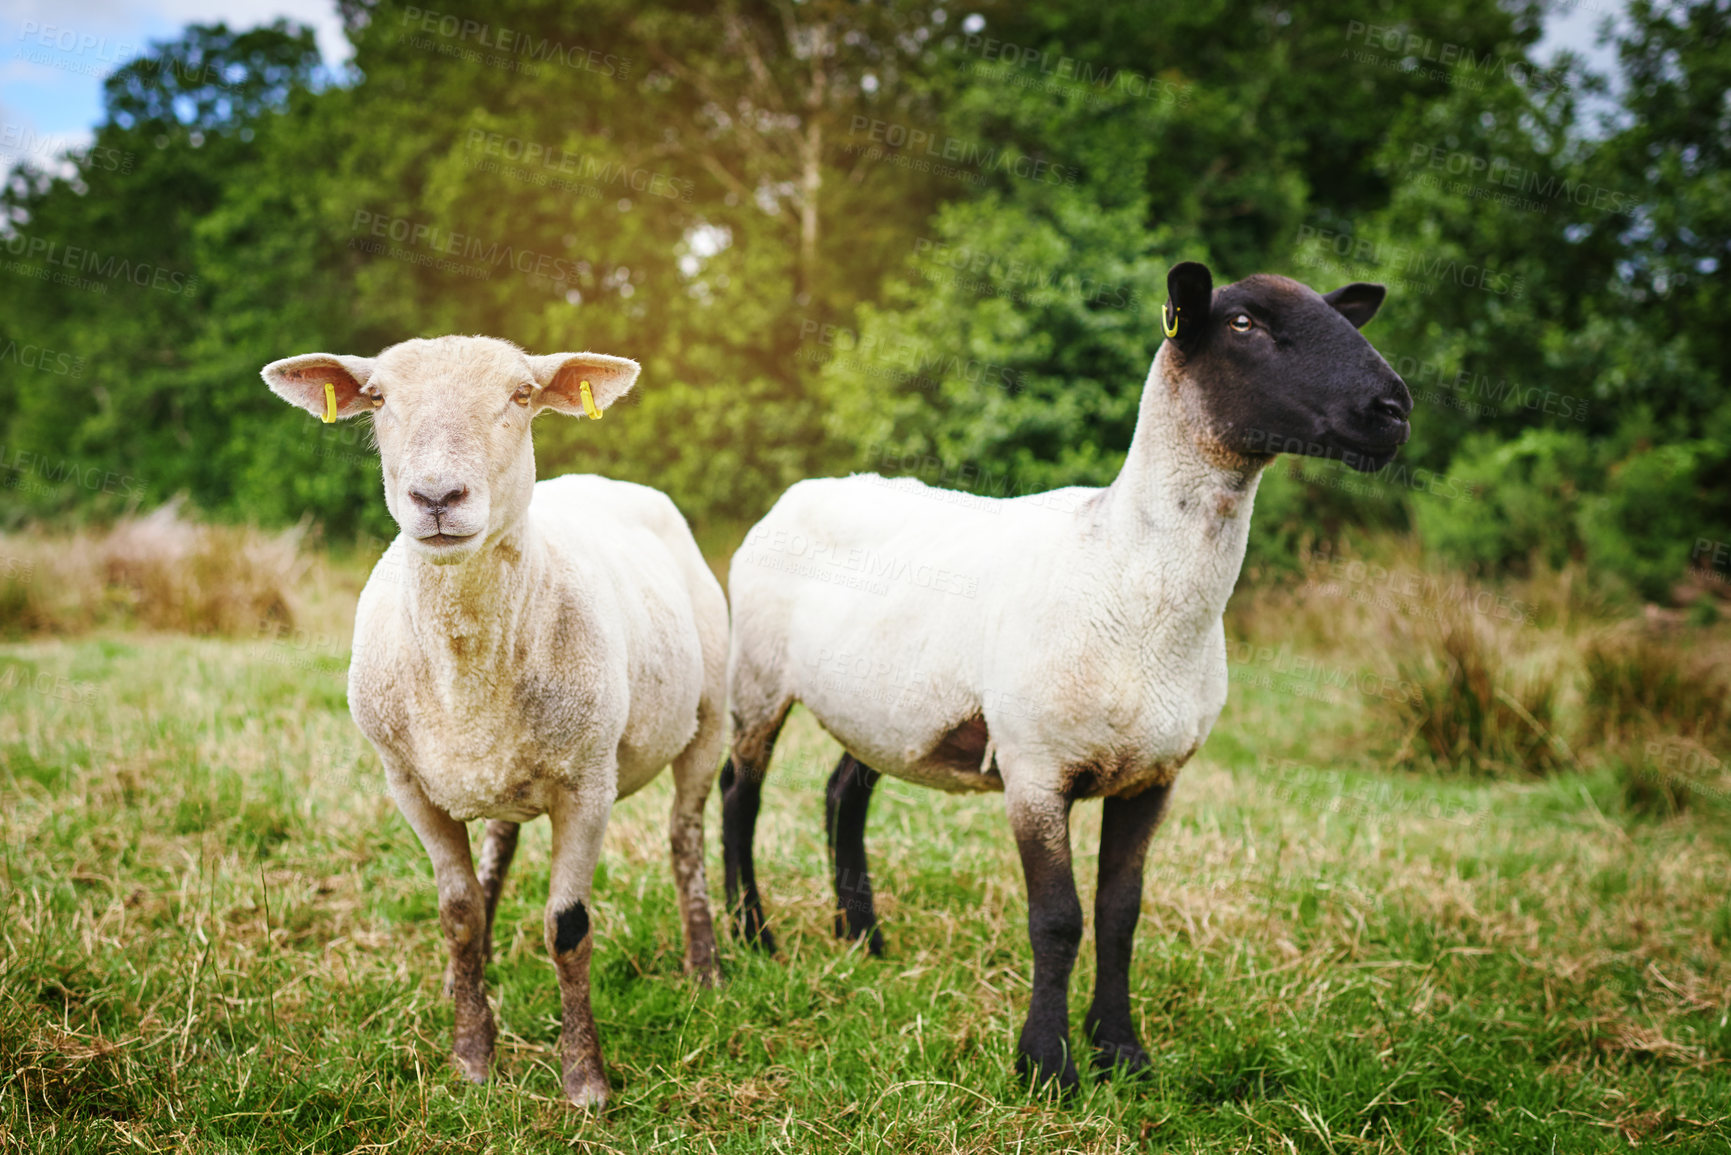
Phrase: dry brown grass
[
  {"left": 1580, "top": 628, "right": 1730, "bottom": 746},
  {"left": 1227, "top": 544, "right": 1731, "bottom": 788},
  {"left": 1390, "top": 607, "right": 1571, "bottom": 775},
  {"left": 0, "top": 500, "right": 332, "bottom": 639},
  {"left": 1227, "top": 544, "right": 1574, "bottom": 774}
]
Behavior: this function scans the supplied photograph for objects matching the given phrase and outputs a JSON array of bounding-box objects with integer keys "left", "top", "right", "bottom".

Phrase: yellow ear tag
[
  {"left": 322, "top": 381, "right": 338, "bottom": 423},
  {"left": 1162, "top": 303, "right": 1181, "bottom": 340},
  {"left": 579, "top": 379, "right": 601, "bottom": 420}
]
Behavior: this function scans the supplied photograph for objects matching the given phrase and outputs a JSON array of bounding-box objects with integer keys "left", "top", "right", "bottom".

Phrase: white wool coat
[{"left": 351, "top": 474, "right": 728, "bottom": 822}]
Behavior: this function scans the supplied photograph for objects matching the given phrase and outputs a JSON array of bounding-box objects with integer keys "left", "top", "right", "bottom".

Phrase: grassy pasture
[{"left": 2, "top": 592, "right": 1729, "bottom": 1152}]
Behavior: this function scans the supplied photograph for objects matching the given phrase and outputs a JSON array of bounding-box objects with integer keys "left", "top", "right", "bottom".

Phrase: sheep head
[
  {"left": 1161, "top": 261, "right": 1412, "bottom": 474},
  {"left": 262, "top": 336, "right": 639, "bottom": 563}
]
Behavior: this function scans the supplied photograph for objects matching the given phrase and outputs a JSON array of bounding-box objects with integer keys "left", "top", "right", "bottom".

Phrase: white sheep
[
  {"left": 262, "top": 336, "right": 727, "bottom": 1108},
  {"left": 721, "top": 262, "right": 1412, "bottom": 1090}
]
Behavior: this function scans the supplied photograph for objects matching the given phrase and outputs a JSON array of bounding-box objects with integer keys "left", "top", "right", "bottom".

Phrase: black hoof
[
  {"left": 1091, "top": 1039, "right": 1153, "bottom": 1077},
  {"left": 833, "top": 914, "right": 885, "bottom": 957},
  {"left": 729, "top": 905, "right": 777, "bottom": 954},
  {"left": 1016, "top": 1049, "right": 1080, "bottom": 1096},
  {"left": 737, "top": 916, "right": 776, "bottom": 954}
]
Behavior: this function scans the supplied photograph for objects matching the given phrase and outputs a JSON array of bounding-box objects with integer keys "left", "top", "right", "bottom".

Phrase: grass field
[{"left": 3, "top": 616, "right": 1729, "bottom": 1154}]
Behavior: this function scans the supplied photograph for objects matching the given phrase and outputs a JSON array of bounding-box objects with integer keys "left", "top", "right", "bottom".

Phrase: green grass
[{"left": 2, "top": 635, "right": 1729, "bottom": 1152}]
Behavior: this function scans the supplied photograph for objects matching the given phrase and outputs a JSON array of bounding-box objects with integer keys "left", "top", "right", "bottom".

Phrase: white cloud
[
  {"left": 0, "top": 0, "right": 349, "bottom": 169},
  {"left": 0, "top": 0, "right": 350, "bottom": 64}
]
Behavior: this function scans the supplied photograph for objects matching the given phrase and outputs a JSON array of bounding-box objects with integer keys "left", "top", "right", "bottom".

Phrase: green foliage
[
  {"left": 0, "top": 0, "right": 1726, "bottom": 601},
  {"left": 1414, "top": 428, "right": 1731, "bottom": 599},
  {"left": 1411, "top": 429, "right": 1596, "bottom": 573},
  {"left": 1579, "top": 439, "right": 1731, "bottom": 601}
]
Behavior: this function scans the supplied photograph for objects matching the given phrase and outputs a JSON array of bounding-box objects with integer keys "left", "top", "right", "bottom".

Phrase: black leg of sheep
[
  {"left": 1084, "top": 783, "right": 1172, "bottom": 1076},
  {"left": 1008, "top": 791, "right": 1085, "bottom": 1093},
  {"left": 720, "top": 756, "right": 777, "bottom": 952},
  {"left": 825, "top": 754, "right": 884, "bottom": 956}
]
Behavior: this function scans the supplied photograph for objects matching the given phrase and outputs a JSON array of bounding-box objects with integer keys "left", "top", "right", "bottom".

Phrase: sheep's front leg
[
  {"left": 1085, "top": 783, "right": 1172, "bottom": 1075},
  {"left": 1006, "top": 779, "right": 1082, "bottom": 1092},
  {"left": 388, "top": 772, "right": 495, "bottom": 1083},
  {"left": 546, "top": 786, "right": 613, "bottom": 1108}
]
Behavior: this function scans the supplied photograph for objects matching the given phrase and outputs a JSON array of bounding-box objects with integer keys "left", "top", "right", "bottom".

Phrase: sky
[
  {"left": 0, "top": 0, "right": 1626, "bottom": 172},
  {"left": 0, "top": 0, "right": 349, "bottom": 169}
]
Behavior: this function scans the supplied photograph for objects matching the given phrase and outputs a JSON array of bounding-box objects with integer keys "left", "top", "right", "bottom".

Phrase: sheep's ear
[
  {"left": 1164, "top": 261, "right": 1213, "bottom": 353},
  {"left": 1322, "top": 282, "right": 1386, "bottom": 329},
  {"left": 529, "top": 352, "right": 640, "bottom": 417},
  {"left": 261, "top": 353, "right": 377, "bottom": 420}
]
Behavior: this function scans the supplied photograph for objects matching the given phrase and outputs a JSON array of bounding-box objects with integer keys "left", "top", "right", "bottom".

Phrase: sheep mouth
[
  {"left": 1327, "top": 425, "right": 1410, "bottom": 471},
  {"left": 418, "top": 532, "right": 478, "bottom": 547}
]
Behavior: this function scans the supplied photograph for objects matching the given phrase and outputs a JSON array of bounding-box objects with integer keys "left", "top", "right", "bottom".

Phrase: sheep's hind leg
[
  {"left": 546, "top": 785, "right": 614, "bottom": 1108},
  {"left": 720, "top": 754, "right": 776, "bottom": 952},
  {"left": 1005, "top": 778, "right": 1083, "bottom": 1093},
  {"left": 1084, "top": 783, "right": 1172, "bottom": 1076},
  {"left": 476, "top": 820, "right": 520, "bottom": 964},
  {"left": 387, "top": 771, "right": 495, "bottom": 1084},
  {"left": 669, "top": 701, "right": 724, "bottom": 983},
  {"left": 720, "top": 708, "right": 787, "bottom": 953},
  {"left": 825, "top": 754, "right": 884, "bottom": 955}
]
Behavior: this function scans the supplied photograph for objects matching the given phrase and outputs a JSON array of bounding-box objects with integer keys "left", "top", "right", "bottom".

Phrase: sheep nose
[
  {"left": 1373, "top": 379, "right": 1413, "bottom": 421},
  {"left": 409, "top": 484, "right": 469, "bottom": 514}
]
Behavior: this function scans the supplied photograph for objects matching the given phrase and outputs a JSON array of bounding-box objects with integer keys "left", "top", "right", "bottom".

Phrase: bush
[
  {"left": 1391, "top": 606, "right": 1569, "bottom": 775},
  {"left": 1240, "top": 457, "right": 1409, "bottom": 582},
  {"left": 1580, "top": 631, "right": 1729, "bottom": 746},
  {"left": 0, "top": 499, "right": 313, "bottom": 638},
  {"left": 1410, "top": 429, "right": 1596, "bottom": 575},
  {"left": 1577, "top": 439, "right": 1731, "bottom": 602},
  {"left": 1414, "top": 431, "right": 1731, "bottom": 604}
]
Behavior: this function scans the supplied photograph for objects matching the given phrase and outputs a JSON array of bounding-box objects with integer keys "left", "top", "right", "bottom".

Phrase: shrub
[
  {"left": 1240, "top": 457, "right": 1409, "bottom": 582},
  {"left": 1579, "top": 631, "right": 1729, "bottom": 746},
  {"left": 1390, "top": 606, "right": 1569, "bottom": 775},
  {"left": 1577, "top": 439, "right": 1731, "bottom": 602},
  {"left": 0, "top": 499, "right": 313, "bottom": 638},
  {"left": 1410, "top": 429, "right": 1596, "bottom": 574}
]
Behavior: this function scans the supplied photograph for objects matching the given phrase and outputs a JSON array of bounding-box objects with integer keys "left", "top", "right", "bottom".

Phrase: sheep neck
[
  {"left": 400, "top": 515, "right": 544, "bottom": 670},
  {"left": 1097, "top": 347, "right": 1267, "bottom": 612}
]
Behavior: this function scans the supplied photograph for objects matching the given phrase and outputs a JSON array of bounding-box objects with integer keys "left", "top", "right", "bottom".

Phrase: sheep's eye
[
  {"left": 513, "top": 383, "right": 535, "bottom": 407},
  {"left": 365, "top": 388, "right": 384, "bottom": 409},
  {"left": 1228, "top": 313, "right": 1254, "bottom": 333}
]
